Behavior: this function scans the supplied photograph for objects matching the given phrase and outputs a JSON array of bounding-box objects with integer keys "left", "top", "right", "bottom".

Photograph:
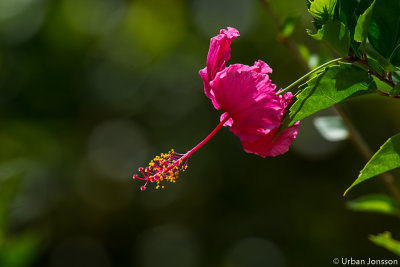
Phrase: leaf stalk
[{"left": 277, "top": 57, "right": 345, "bottom": 96}]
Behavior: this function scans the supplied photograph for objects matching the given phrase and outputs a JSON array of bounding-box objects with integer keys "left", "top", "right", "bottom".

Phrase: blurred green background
[{"left": 1, "top": 0, "right": 400, "bottom": 266}]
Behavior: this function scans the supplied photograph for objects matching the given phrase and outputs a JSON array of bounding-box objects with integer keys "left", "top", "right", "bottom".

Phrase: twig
[{"left": 357, "top": 53, "right": 395, "bottom": 87}]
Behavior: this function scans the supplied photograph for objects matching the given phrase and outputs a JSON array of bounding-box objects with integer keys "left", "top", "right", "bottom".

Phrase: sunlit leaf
[
  {"left": 285, "top": 63, "right": 376, "bottom": 127},
  {"left": 354, "top": 0, "right": 375, "bottom": 48},
  {"left": 345, "top": 133, "right": 400, "bottom": 195},
  {"left": 308, "top": 0, "right": 337, "bottom": 25},
  {"left": 346, "top": 194, "right": 399, "bottom": 216},
  {"left": 372, "top": 76, "right": 393, "bottom": 94},
  {"left": 309, "top": 20, "right": 350, "bottom": 56},
  {"left": 369, "top": 232, "right": 400, "bottom": 256}
]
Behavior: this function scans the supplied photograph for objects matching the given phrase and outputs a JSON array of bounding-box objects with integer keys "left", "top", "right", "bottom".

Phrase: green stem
[{"left": 277, "top": 57, "right": 345, "bottom": 96}]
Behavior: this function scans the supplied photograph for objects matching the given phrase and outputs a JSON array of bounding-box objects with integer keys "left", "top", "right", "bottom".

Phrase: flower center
[
  {"left": 133, "top": 149, "right": 188, "bottom": 190},
  {"left": 133, "top": 113, "right": 231, "bottom": 191}
]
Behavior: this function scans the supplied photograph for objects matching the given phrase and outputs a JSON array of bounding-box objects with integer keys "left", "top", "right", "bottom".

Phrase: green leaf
[
  {"left": 345, "top": 133, "right": 400, "bottom": 195},
  {"left": 368, "top": 0, "right": 400, "bottom": 59},
  {"left": 369, "top": 232, "right": 400, "bottom": 256},
  {"left": 285, "top": 63, "right": 376, "bottom": 127},
  {"left": 354, "top": 0, "right": 375, "bottom": 48},
  {"left": 346, "top": 194, "right": 399, "bottom": 216},
  {"left": 355, "top": 0, "right": 374, "bottom": 17},
  {"left": 390, "top": 44, "right": 400, "bottom": 67},
  {"left": 390, "top": 82, "right": 400, "bottom": 97},
  {"left": 338, "top": 0, "right": 362, "bottom": 58},
  {"left": 367, "top": 57, "right": 384, "bottom": 76},
  {"left": 308, "top": 0, "right": 337, "bottom": 25},
  {"left": 338, "top": 0, "right": 358, "bottom": 32},
  {"left": 393, "top": 72, "right": 400, "bottom": 84},
  {"left": 372, "top": 76, "right": 393, "bottom": 94},
  {"left": 366, "top": 42, "right": 400, "bottom": 72},
  {"left": 309, "top": 20, "right": 350, "bottom": 56}
]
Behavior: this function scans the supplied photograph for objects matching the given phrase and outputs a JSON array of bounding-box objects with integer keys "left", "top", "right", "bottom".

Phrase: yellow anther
[{"left": 137, "top": 148, "right": 189, "bottom": 190}]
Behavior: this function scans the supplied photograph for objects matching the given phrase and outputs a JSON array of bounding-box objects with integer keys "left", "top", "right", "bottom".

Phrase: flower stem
[
  {"left": 135, "top": 114, "right": 231, "bottom": 188},
  {"left": 277, "top": 57, "right": 345, "bottom": 96},
  {"left": 184, "top": 113, "right": 230, "bottom": 159}
]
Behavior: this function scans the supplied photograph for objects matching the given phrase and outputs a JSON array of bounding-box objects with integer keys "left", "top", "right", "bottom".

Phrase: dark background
[{"left": 1, "top": 0, "right": 400, "bottom": 266}]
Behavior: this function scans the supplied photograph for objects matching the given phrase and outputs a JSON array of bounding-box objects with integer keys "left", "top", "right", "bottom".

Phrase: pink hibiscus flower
[
  {"left": 133, "top": 27, "right": 299, "bottom": 190},
  {"left": 199, "top": 27, "right": 299, "bottom": 157}
]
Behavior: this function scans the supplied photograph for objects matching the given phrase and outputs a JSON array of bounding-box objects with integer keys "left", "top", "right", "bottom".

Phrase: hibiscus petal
[
  {"left": 242, "top": 123, "right": 300, "bottom": 157},
  {"left": 210, "top": 64, "right": 283, "bottom": 142},
  {"left": 253, "top": 60, "right": 273, "bottom": 74},
  {"left": 199, "top": 27, "right": 299, "bottom": 157},
  {"left": 199, "top": 27, "right": 240, "bottom": 99}
]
